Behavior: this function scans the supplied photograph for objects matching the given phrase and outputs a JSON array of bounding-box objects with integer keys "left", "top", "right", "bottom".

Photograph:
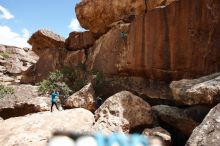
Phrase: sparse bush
[
  {"left": 38, "top": 64, "right": 105, "bottom": 97},
  {"left": 0, "top": 52, "right": 10, "bottom": 59},
  {"left": 0, "top": 84, "right": 15, "bottom": 99}
]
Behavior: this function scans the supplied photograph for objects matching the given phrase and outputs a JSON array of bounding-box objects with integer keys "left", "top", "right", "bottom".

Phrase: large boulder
[
  {"left": 86, "top": 0, "right": 220, "bottom": 82},
  {"left": 152, "top": 105, "right": 209, "bottom": 136},
  {"left": 65, "top": 31, "right": 96, "bottom": 51},
  {"left": 93, "top": 91, "right": 153, "bottom": 134},
  {"left": 63, "top": 83, "right": 96, "bottom": 111},
  {"left": 21, "top": 49, "right": 86, "bottom": 84},
  {"left": 76, "top": 0, "right": 146, "bottom": 33},
  {"left": 76, "top": 0, "right": 177, "bottom": 34},
  {"left": 0, "top": 108, "right": 95, "bottom": 146},
  {"left": 170, "top": 73, "right": 220, "bottom": 105},
  {"left": 28, "top": 29, "right": 65, "bottom": 55},
  {"left": 0, "top": 85, "right": 50, "bottom": 119},
  {"left": 186, "top": 103, "right": 220, "bottom": 146}
]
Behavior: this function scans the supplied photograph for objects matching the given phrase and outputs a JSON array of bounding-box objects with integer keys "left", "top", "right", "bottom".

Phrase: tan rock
[
  {"left": 186, "top": 103, "right": 220, "bottom": 146},
  {"left": 0, "top": 44, "right": 38, "bottom": 83},
  {"left": 28, "top": 29, "right": 65, "bottom": 55},
  {"left": 93, "top": 91, "right": 153, "bottom": 134},
  {"left": 76, "top": 0, "right": 146, "bottom": 33},
  {"left": 86, "top": 0, "right": 220, "bottom": 81},
  {"left": 142, "top": 127, "right": 171, "bottom": 146},
  {"left": 65, "top": 31, "right": 96, "bottom": 51},
  {"left": 170, "top": 73, "right": 220, "bottom": 105},
  {"left": 21, "top": 49, "right": 86, "bottom": 84},
  {"left": 0, "top": 85, "right": 50, "bottom": 119},
  {"left": 63, "top": 83, "right": 96, "bottom": 111},
  {"left": 153, "top": 105, "right": 199, "bottom": 136},
  {"left": 76, "top": 0, "right": 178, "bottom": 34},
  {"left": 0, "top": 108, "right": 95, "bottom": 146}
]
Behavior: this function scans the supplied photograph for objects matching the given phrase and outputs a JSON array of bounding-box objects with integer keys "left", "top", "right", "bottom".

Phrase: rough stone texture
[
  {"left": 0, "top": 85, "right": 50, "bottom": 119},
  {"left": 0, "top": 108, "right": 95, "bottom": 146},
  {"left": 186, "top": 103, "right": 220, "bottom": 146},
  {"left": 76, "top": 0, "right": 178, "bottom": 34},
  {"left": 86, "top": 0, "right": 220, "bottom": 82},
  {"left": 93, "top": 91, "right": 153, "bottom": 134},
  {"left": 76, "top": 0, "right": 146, "bottom": 33},
  {"left": 63, "top": 83, "right": 96, "bottom": 111},
  {"left": 21, "top": 48, "right": 86, "bottom": 84},
  {"left": 28, "top": 29, "right": 65, "bottom": 55},
  {"left": 0, "top": 44, "right": 38, "bottom": 84},
  {"left": 65, "top": 31, "right": 96, "bottom": 51},
  {"left": 142, "top": 127, "right": 171, "bottom": 146},
  {"left": 170, "top": 73, "right": 220, "bottom": 105},
  {"left": 153, "top": 105, "right": 200, "bottom": 136},
  {"left": 147, "top": 0, "right": 178, "bottom": 10}
]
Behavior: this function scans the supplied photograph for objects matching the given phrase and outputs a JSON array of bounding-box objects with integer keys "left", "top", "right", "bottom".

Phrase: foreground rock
[
  {"left": 28, "top": 29, "right": 65, "bottom": 55},
  {"left": 93, "top": 91, "right": 153, "bottom": 134},
  {"left": 21, "top": 48, "right": 86, "bottom": 83},
  {"left": 0, "top": 108, "right": 94, "bottom": 146},
  {"left": 0, "top": 85, "right": 50, "bottom": 119},
  {"left": 153, "top": 105, "right": 203, "bottom": 136},
  {"left": 86, "top": 0, "right": 220, "bottom": 81},
  {"left": 0, "top": 44, "right": 38, "bottom": 84},
  {"left": 186, "top": 103, "right": 220, "bottom": 146},
  {"left": 142, "top": 127, "right": 171, "bottom": 146},
  {"left": 63, "top": 83, "right": 96, "bottom": 111},
  {"left": 170, "top": 73, "right": 220, "bottom": 105},
  {"left": 65, "top": 31, "right": 96, "bottom": 51}
]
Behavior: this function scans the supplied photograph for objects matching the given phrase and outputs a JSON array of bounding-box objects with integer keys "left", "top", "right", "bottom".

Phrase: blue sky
[{"left": 0, "top": 0, "right": 84, "bottom": 47}]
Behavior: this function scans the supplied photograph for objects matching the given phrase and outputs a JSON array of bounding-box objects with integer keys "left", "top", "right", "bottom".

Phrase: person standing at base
[{"left": 50, "top": 90, "right": 60, "bottom": 112}]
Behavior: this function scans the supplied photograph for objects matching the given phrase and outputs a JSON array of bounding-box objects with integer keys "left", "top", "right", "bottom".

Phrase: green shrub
[
  {"left": 38, "top": 64, "right": 105, "bottom": 97},
  {"left": 0, "top": 52, "right": 10, "bottom": 59},
  {"left": 0, "top": 84, "right": 15, "bottom": 99},
  {"left": 38, "top": 70, "right": 73, "bottom": 96}
]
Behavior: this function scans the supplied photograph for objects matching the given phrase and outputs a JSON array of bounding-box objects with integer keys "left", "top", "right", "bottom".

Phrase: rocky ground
[{"left": 1, "top": 0, "right": 220, "bottom": 146}]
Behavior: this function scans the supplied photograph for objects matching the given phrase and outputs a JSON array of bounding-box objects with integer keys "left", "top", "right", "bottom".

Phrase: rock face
[
  {"left": 86, "top": 0, "right": 220, "bottom": 82},
  {"left": 153, "top": 105, "right": 200, "bottom": 136},
  {"left": 21, "top": 48, "right": 86, "bottom": 84},
  {"left": 142, "top": 127, "right": 171, "bottom": 146},
  {"left": 76, "top": 0, "right": 178, "bottom": 34},
  {"left": 186, "top": 103, "right": 220, "bottom": 146},
  {"left": 63, "top": 83, "right": 96, "bottom": 111},
  {"left": 0, "top": 85, "right": 50, "bottom": 119},
  {"left": 170, "top": 73, "right": 220, "bottom": 105},
  {"left": 76, "top": 0, "right": 146, "bottom": 33},
  {"left": 0, "top": 44, "right": 38, "bottom": 84},
  {"left": 65, "top": 31, "right": 96, "bottom": 51},
  {"left": 28, "top": 29, "right": 65, "bottom": 55},
  {"left": 93, "top": 91, "right": 153, "bottom": 134},
  {"left": 0, "top": 108, "right": 95, "bottom": 146}
]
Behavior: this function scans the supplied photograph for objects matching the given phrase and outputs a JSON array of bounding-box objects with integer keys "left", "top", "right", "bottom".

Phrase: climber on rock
[
  {"left": 120, "top": 31, "right": 128, "bottom": 46},
  {"left": 120, "top": 31, "right": 127, "bottom": 40},
  {"left": 50, "top": 90, "right": 60, "bottom": 112}
]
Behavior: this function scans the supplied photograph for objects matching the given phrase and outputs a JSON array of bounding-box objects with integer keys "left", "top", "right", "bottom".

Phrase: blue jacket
[{"left": 51, "top": 92, "right": 59, "bottom": 103}]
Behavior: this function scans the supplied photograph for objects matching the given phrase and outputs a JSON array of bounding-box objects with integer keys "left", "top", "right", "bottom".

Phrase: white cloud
[
  {"left": 0, "top": 5, "right": 14, "bottom": 20},
  {"left": 0, "top": 25, "right": 30, "bottom": 48},
  {"left": 68, "top": 18, "right": 85, "bottom": 32}
]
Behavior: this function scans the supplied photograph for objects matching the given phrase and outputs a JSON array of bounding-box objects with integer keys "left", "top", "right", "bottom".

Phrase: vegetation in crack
[{"left": 0, "top": 84, "right": 15, "bottom": 99}]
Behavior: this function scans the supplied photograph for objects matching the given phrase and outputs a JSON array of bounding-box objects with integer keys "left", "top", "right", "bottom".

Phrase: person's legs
[
  {"left": 54, "top": 102, "right": 59, "bottom": 111},
  {"left": 51, "top": 102, "right": 54, "bottom": 112}
]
